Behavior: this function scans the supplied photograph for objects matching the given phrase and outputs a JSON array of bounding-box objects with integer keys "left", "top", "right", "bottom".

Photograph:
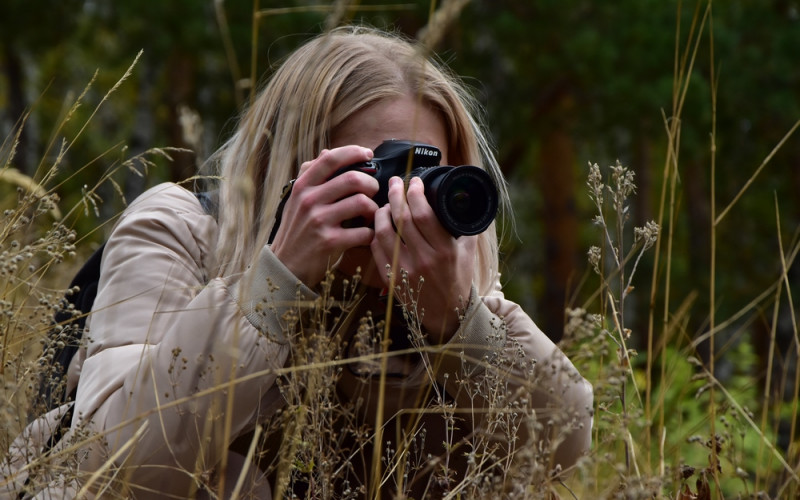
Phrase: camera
[
  {"left": 333, "top": 140, "right": 498, "bottom": 237},
  {"left": 269, "top": 140, "right": 498, "bottom": 243}
]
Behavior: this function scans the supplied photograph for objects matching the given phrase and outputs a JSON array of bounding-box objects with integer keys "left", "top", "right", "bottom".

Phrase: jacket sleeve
[
  {"left": 72, "top": 183, "right": 315, "bottom": 496},
  {"left": 426, "top": 283, "right": 594, "bottom": 473}
]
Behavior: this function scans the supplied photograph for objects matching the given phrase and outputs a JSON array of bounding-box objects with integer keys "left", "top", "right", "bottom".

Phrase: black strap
[
  {"left": 36, "top": 243, "right": 105, "bottom": 413},
  {"left": 195, "top": 189, "right": 218, "bottom": 219},
  {"left": 268, "top": 180, "right": 294, "bottom": 244}
]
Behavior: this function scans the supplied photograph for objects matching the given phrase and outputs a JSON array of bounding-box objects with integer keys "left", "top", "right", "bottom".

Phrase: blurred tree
[
  {"left": 448, "top": 0, "right": 679, "bottom": 340},
  {"left": 447, "top": 1, "right": 800, "bottom": 365},
  {"left": 0, "top": 0, "right": 84, "bottom": 176},
  {"left": 3, "top": 1, "right": 798, "bottom": 383}
]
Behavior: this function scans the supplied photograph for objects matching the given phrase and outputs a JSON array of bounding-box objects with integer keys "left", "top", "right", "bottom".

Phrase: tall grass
[
  {"left": 2, "top": 1, "right": 799, "bottom": 499},
  {"left": 0, "top": 55, "right": 187, "bottom": 498},
  {"left": 560, "top": 2, "right": 800, "bottom": 498}
]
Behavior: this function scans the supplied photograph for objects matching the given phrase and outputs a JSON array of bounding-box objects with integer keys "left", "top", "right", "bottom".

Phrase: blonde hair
[{"left": 210, "top": 26, "right": 510, "bottom": 296}]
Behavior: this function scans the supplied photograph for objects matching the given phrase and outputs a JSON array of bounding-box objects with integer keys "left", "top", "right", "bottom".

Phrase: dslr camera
[
  {"left": 269, "top": 140, "right": 498, "bottom": 242},
  {"left": 333, "top": 140, "right": 498, "bottom": 236}
]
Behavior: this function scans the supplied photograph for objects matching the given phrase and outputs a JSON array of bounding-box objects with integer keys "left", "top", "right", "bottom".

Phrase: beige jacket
[{"left": 3, "top": 183, "right": 592, "bottom": 499}]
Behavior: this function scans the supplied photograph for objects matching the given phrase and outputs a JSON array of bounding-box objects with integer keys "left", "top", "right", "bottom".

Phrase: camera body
[{"left": 334, "top": 140, "right": 498, "bottom": 236}]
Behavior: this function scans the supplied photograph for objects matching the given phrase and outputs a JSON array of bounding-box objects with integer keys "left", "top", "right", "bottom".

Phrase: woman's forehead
[{"left": 330, "top": 95, "right": 449, "bottom": 164}]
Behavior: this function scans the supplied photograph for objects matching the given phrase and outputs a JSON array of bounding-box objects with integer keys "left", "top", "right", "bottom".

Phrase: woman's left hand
[{"left": 370, "top": 176, "right": 477, "bottom": 343}]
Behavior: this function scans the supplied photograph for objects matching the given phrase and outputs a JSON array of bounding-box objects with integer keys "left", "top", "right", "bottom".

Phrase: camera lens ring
[{"left": 419, "top": 166, "right": 498, "bottom": 236}]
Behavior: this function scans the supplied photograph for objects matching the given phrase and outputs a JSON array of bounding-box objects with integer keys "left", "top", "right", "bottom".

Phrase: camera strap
[{"left": 268, "top": 179, "right": 295, "bottom": 244}]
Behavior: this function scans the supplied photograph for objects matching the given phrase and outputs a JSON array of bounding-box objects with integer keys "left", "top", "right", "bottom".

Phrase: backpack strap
[
  {"left": 195, "top": 189, "right": 218, "bottom": 219},
  {"left": 36, "top": 242, "right": 106, "bottom": 413}
]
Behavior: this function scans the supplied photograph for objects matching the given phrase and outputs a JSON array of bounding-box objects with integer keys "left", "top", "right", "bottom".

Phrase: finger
[
  {"left": 372, "top": 203, "right": 410, "bottom": 268},
  {"left": 297, "top": 149, "right": 327, "bottom": 176},
  {"left": 289, "top": 146, "right": 378, "bottom": 215},
  {"left": 369, "top": 230, "right": 391, "bottom": 287},
  {"left": 371, "top": 206, "right": 411, "bottom": 288},
  {"left": 386, "top": 176, "right": 427, "bottom": 249},
  {"left": 330, "top": 193, "right": 380, "bottom": 225},
  {"left": 333, "top": 225, "right": 375, "bottom": 251},
  {"left": 281, "top": 201, "right": 375, "bottom": 260},
  {"left": 405, "top": 176, "right": 452, "bottom": 247},
  {"left": 373, "top": 203, "right": 403, "bottom": 251},
  {"left": 322, "top": 169, "right": 380, "bottom": 204},
  {"left": 297, "top": 146, "right": 373, "bottom": 188}
]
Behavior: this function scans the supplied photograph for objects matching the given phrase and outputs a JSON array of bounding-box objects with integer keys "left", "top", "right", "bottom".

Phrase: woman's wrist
[{"left": 421, "top": 287, "right": 473, "bottom": 344}]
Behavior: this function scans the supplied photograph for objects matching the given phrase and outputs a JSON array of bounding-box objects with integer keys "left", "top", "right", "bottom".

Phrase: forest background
[{"left": 2, "top": 0, "right": 799, "bottom": 498}]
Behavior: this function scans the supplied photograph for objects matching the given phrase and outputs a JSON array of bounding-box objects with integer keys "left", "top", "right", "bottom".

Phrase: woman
[{"left": 7, "top": 26, "right": 592, "bottom": 499}]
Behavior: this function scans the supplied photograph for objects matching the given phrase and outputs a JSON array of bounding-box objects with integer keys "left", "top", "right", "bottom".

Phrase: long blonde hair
[{"left": 210, "top": 26, "right": 509, "bottom": 296}]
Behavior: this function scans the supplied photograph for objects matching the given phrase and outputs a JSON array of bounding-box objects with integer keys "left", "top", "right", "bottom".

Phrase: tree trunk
[
  {"left": 536, "top": 95, "right": 578, "bottom": 342},
  {"left": 166, "top": 50, "right": 197, "bottom": 182}
]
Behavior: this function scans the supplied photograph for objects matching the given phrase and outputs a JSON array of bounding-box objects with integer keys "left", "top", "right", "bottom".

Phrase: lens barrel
[{"left": 415, "top": 166, "right": 498, "bottom": 236}]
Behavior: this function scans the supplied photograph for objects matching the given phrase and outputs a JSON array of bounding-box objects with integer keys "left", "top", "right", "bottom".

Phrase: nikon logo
[{"left": 415, "top": 147, "right": 438, "bottom": 157}]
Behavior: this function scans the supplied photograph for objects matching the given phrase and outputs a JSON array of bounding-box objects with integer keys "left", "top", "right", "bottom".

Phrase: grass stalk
[
  {"left": 755, "top": 208, "right": 783, "bottom": 492},
  {"left": 648, "top": 1, "right": 709, "bottom": 467},
  {"left": 708, "top": 2, "right": 721, "bottom": 495},
  {"left": 714, "top": 119, "right": 800, "bottom": 226},
  {"left": 774, "top": 196, "right": 800, "bottom": 499}
]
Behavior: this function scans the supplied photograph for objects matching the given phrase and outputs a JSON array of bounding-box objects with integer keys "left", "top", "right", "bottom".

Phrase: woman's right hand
[{"left": 269, "top": 146, "right": 380, "bottom": 287}]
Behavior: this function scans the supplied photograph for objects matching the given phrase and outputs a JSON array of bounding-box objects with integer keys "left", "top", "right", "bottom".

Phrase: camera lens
[
  {"left": 417, "top": 166, "right": 498, "bottom": 236},
  {"left": 446, "top": 175, "right": 482, "bottom": 225}
]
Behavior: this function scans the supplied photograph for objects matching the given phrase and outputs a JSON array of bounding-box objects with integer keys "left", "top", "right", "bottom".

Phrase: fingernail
[{"left": 364, "top": 147, "right": 374, "bottom": 159}]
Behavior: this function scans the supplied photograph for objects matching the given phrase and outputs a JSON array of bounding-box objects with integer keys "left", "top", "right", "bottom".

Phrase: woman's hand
[
  {"left": 270, "top": 146, "right": 380, "bottom": 287},
  {"left": 370, "top": 176, "right": 477, "bottom": 343}
]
